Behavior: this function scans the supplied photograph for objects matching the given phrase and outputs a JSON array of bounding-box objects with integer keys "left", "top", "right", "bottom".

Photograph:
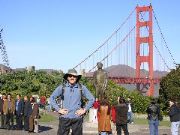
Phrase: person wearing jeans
[
  {"left": 146, "top": 99, "right": 161, "bottom": 135},
  {"left": 127, "top": 98, "right": 134, "bottom": 124},
  {"left": 148, "top": 119, "right": 159, "bottom": 135},
  {"left": 168, "top": 100, "right": 180, "bottom": 135}
]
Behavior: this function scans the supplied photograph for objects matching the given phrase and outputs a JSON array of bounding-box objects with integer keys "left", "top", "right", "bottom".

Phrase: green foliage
[
  {"left": 39, "top": 114, "right": 57, "bottom": 122},
  {"left": 105, "top": 81, "right": 151, "bottom": 113},
  {"left": 159, "top": 65, "right": 180, "bottom": 112},
  {"left": 0, "top": 71, "right": 151, "bottom": 113},
  {"left": 0, "top": 70, "right": 63, "bottom": 97},
  {"left": 80, "top": 78, "right": 150, "bottom": 113}
]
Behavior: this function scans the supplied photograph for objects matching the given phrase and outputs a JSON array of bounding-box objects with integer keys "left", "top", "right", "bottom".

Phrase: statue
[{"left": 93, "top": 62, "right": 108, "bottom": 100}]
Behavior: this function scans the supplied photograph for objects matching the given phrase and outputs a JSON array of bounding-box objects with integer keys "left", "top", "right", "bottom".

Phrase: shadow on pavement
[{"left": 38, "top": 125, "right": 53, "bottom": 133}]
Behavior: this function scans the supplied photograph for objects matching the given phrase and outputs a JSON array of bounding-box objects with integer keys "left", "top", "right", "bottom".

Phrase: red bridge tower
[{"left": 136, "top": 5, "right": 154, "bottom": 96}]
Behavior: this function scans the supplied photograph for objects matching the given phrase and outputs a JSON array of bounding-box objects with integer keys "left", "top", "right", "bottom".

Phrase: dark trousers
[
  {"left": 16, "top": 114, "right": 23, "bottom": 129},
  {"left": 6, "top": 112, "right": 14, "bottom": 129},
  {"left": 0, "top": 114, "right": 6, "bottom": 128},
  {"left": 24, "top": 116, "right": 29, "bottom": 131},
  {"left": 58, "top": 117, "right": 83, "bottom": 135},
  {"left": 116, "top": 123, "right": 129, "bottom": 135}
]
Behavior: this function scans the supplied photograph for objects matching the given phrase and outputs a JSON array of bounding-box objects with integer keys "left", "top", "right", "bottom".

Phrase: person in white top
[{"left": 127, "top": 98, "right": 134, "bottom": 124}]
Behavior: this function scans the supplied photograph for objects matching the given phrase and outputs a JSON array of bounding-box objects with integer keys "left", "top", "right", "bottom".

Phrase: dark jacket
[
  {"left": 115, "top": 103, "right": 128, "bottom": 124},
  {"left": 24, "top": 100, "right": 32, "bottom": 117},
  {"left": 168, "top": 104, "right": 180, "bottom": 122},
  {"left": 15, "top": 99, "right": 24, "bottom": 116},
  {"left": 146, "top": 103, "right": 160, "bottom": 120},
  {"left": 0, "top": 98, "right": 3, "bottom": 113}
]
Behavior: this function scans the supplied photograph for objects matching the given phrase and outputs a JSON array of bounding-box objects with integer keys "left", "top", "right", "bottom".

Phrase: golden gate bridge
[{"left": 73, "top": 4, "right": 176, "bottom": 96}]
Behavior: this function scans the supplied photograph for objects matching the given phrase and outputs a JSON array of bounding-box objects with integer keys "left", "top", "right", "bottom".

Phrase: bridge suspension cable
[
  {"left": 73, "top": 7, "right": 136, "bottom": 70},
  {"left": 88, "top": 26, "right": 136, "bottom": 72},
  {"left": 152, "top": 9, "right": 176, "bottom": 66},
  {"left": 139, "top": 11, "right": 170, "bottom": 70}
]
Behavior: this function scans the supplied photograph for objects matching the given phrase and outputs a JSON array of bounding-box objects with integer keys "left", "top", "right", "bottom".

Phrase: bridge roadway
[
  {"left": 0, "top": 112, "right": 173, "bottom": 135},
  {"left": 108, "top": 77, "right": 161, "bottom": 84},
  {"left": 86, "top": 76, "right": 161, "bottom": 84}
]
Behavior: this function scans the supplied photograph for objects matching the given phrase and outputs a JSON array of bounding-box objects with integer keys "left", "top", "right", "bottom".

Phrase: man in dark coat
[
  {"left": 5, "top": 93, "right": 15, "bottom": 130},
  {"left": 1, "top": 93, "right": 6, "bottom": 129},
  {"left": 23, "top": 96, "right": 32, "bottom": 131},
  {"left": 29, "top": 97, "right": 39, "bottom": 133},
  {"left": 115, "top": 97, "right": 129, "bottom": 135},
  {"left": 0, "top": 93, "right": 5, "bottom": 129},
  {"left": 146, "top": 99, "right": 161, "bottom": 135},
  {"left": 15, "top": 94, "right": 24, "bottom": 130},
  {"left": 168, "top": 100, "right": 180, "bottom": 135}
]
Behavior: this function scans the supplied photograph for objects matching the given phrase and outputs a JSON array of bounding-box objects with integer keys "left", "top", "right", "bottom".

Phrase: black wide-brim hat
[{"left": 63, "top": 69, "right": 82, "bottom": 82}]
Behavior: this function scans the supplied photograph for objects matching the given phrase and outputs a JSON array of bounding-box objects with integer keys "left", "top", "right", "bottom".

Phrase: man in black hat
[{"left": 50, "top": 69, "right": 95, "bottom": 135}]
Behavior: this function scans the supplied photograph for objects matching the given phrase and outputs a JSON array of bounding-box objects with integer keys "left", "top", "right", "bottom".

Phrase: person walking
[
  {"left": 50, "top": 69, "right": 95, "bottom": 135},
  {"left": 146, "top": 99, "right": 161, "bottom": 135},
  {"left": 168, "top": 99, "right": 180, "bottom": 135},
  {"left": 115, "top": 97, "right": 129, "bottom": 135},
  {"left": 97, "top": 98, "right": 112, "bottom": 135}
]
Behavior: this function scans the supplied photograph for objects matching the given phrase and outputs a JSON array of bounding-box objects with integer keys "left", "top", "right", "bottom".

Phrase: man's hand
[
  {"left": 75, "top": 108, "right": 86, "bottom": 116},
  {"left": 58, "top": 109, "right": 68, "bottom": 115}
]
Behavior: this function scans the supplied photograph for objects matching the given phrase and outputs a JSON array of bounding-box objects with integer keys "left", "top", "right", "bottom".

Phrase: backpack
[{"left": 60, "top": 82, "right": 86, "bottom": 108}]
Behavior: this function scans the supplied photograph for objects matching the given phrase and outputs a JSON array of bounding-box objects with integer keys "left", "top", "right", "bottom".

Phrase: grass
[
  {"left": 134, "top": 118, "right": 171, "bottom": 127},
  {"left": 39, "top": 113, "right": 57, "bottom": 123}
]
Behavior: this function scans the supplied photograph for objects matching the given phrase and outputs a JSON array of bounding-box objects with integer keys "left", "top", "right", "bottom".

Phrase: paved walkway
[{"left": 0, "top": 112, "right": 177, "bottom": 135}]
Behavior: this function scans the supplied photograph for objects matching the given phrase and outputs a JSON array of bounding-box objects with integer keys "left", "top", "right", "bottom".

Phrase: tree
[
  {"left": 0, "top": 70, "right": 63, "bottom": 97},
  {"left": 0, "top": 70, "right": 151, "bottom": 113},
  {"left": 159, "top": 64, "right": 180, "bottom": 111}
]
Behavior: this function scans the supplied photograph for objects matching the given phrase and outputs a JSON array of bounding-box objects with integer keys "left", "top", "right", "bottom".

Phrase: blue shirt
[
  {"left": 16, "top": 100, "right": 19, "bottom": 111},
  {"left": 50, "top": 82, "right": 95, "bottom": 118}
]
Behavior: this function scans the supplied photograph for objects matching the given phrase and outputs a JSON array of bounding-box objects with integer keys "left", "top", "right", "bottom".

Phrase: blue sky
[{"left": 1, "top": 0, "right": 180, "bottom": 72}]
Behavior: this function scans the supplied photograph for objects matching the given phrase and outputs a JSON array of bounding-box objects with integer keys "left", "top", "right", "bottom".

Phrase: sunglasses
[{"left": 68, "top": 74, "right": 77, "bottom": 78}]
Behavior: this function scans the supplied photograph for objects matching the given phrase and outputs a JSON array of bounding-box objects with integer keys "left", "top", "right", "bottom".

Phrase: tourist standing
[
  {"left": 168, "top": 99, "right": 180, "bottom": 135},
  {"left": 127, "top": 97, "right": 134, "bottom": 124},
  {"left": 97, "top": 98, "right": 112, "bottom": 135},
  {"left": 115, "top": 97, "right": 129, "bottom": 135},
  {"left": 15, "top": 94, "right": 24, "bottom": 130},
  {"left": 23, "top": 96, "right": 32, "bottom": 131},
  {"left": 4, "top": 93, "right": 15, "bottom": 130},
  {"left": 29, "top": 97, "right": 39, "bottom": 133},
  {"left": 0, "top": 93, "right": 6, "bottom": 129},
  {"left": 50, "top": 69, "right": 95, "bottom": 135},
  {"left": 146, "top": 99, "right": 161, "bottom": 135}
]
